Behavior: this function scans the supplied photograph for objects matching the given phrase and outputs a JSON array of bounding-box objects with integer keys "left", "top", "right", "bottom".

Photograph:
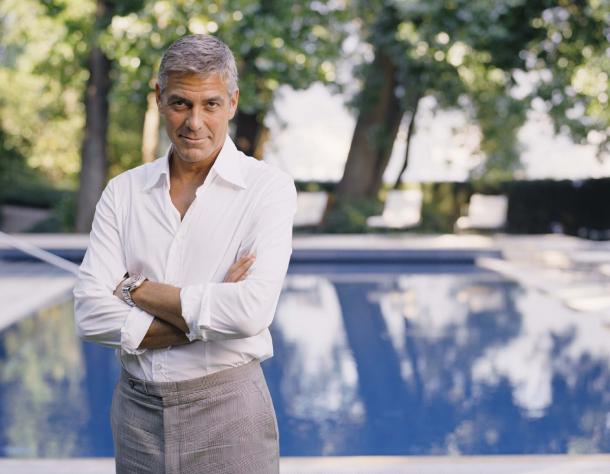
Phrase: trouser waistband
[{"left": 120, "top": 359, "right": 261, "bottom": 398}]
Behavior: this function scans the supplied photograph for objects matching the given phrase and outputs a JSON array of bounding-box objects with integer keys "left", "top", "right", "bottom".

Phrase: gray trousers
[{"left": 111, "top": 360, "right": 279, "bottom": 474}]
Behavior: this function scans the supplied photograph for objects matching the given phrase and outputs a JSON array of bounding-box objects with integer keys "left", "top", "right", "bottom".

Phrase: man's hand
[
  {"left": 114, "top": 254, "right": 255, "bottom": 300},
  {"left": 224, "top": 254, "right": 256, "bottom": 283},
  {"left": 139, "top": 318, "right": 190, "bottom": 349}
]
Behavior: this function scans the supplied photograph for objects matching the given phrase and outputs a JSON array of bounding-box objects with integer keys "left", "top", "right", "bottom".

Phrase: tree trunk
[
  {"left": 75, "top": 0, "right": 112, "bottom": 232},
  {"left": 234, "top": 109, "right": 267, "bottom": 159},
  {"left": 253, "top": 124, "right": 270, "bottom": 159},
  {"left": 75, "top": 44, "right": 111, "bottom": 232},
  {"left": 335, "top": 52, "right": 404, "bottom": 200},
  {"left": 141, "top": 91, "right": 160, "bottom": 163},
  {"left": 393, "top": 94, "right": 421, "bottom": 190}
]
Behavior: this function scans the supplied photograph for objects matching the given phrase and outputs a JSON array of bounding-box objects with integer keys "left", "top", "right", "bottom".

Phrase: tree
[
  {"left": 1, "top": 0, "right": 350, "bottom": 231},
  {"left": 0, "top": 0, "right": 145, "bottom": 231},
  {"left": 75, "top": 0, "right": 113, "bottom": 232},
  {"left": 335, "top": 1, "right": 547, "bottom": 203},
  {"left": 0, "top": 0, "right": 90, "bottom": 186},
  {"left": 525, "top": 0, "right": 610, "bottom": 159},
  {"left": 332, "top": 0, "right": 610, "bottom": 215},
  {"left": 335, "top": 6, "right": 408, "bottom": 200},
  {"left": 74, "top": 0, "right": 145, "bottom": 231}
]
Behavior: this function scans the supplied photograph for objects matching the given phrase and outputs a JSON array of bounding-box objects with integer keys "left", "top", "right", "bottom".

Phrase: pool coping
[
  {"left": 0, "top": 233, "right": 522, "bottom": 264},
  {"left": 2, "top": 455, "right": 610, "bottom": 473}
]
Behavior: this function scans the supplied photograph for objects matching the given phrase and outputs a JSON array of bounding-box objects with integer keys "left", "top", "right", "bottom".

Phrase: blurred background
[
  {"left": 0, "top": 0, "right": 608, "bottom": 235},
  {"left": 2, "top": 0, "right": 610, "bottom": 470}
]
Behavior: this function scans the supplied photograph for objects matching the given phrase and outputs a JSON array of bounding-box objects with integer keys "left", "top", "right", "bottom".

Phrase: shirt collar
[
  {"left": 143, "top": 146, "right": 171, "bottom": 191},
  {"left": 142, "top": 135, "right": 247, "bottom": 192},
  {"left": 211, "top": 135, "right": 247, "bottom": 189}
]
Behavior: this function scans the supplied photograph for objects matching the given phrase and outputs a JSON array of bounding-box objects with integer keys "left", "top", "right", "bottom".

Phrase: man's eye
[
  {"left": 172, "top": 100, "right": 187, "bottom": 108},
  {"left": 208, "top": 102, "right": 219, "bottom": 109}
]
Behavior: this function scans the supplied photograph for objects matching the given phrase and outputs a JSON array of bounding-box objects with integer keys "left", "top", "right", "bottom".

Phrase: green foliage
[
  {"left": 1, "top": 0, "right": 351, "bottom": 188},
  {"left": 351, "top": 1, "right": 547, "bottom": 180},
  {"left": 97, "top": 0, "right": 349, "bottom": 172},
  {"left": 350, "top": 0, "right": 609, "bottom": 182},
  {"left": 526, "top": 0, "right": 610, "bottom": 158},
  {"left": 0, "top": 0, "right": 89, "bottom": 184},
  {"left": 103, "top": 0, "right": 349, "bottom": 113},
  {"left": 1, "top": 0, "right": 608, "bottom": 217},
  {"left": 419, "top": 183, "right": 461, "bottom": 233},
  {"left": 320, "top": 197, "right": 383, "bottom": 234},
  {"left": 28, "top": 191, "right": 76, "bottom": 232}
]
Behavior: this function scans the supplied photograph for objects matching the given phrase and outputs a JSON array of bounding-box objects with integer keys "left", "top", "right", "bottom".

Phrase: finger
[
  {"left": 224, "top": 255, "right": 256, "bottom": 282},
  {"left": 226, "top": 260, "right": 254, "bottom": 282},
  {"left": 238, "top": 253, "right": 256, "bottom": 263},
  {"left": 232, "top": 255, "right": 255, "bottom": 273},
  {"left": 227, "top": 259, "right": 255, "bottom": 282},
  {"left": 234, "top": 263, "right": 253, "bottom": 281},
  {"left": 237, "top": 268, "right": 252, "bottom": 281}
]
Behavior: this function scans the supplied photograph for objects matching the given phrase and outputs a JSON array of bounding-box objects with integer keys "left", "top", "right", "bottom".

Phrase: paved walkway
[
  {"left": 2, "top": 455, "right": 610, "bottom": 473},
  {"left": 0, "top": 260, "right": 75, "bottom": 331},
  {"left": 0, "top": 231, "right": 591, "bottom": 254}
]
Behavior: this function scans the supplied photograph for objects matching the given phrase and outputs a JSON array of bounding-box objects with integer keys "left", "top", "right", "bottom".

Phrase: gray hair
[{"left": 158, "top": 34, "right": 238, "bottom": 96}]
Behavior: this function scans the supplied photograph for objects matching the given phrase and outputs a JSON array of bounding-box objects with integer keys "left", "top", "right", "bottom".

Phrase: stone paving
[
  {"left": 485, "top": 234, "right": 610, "bottom": 317},
  {"left": 0, "top": 260, "right": 75, "bottom": 332}
]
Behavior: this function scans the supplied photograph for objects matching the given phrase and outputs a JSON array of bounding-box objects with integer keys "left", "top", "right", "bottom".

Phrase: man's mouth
[{"left": 180, "top": 135, "right": 208, "bottom": 143}]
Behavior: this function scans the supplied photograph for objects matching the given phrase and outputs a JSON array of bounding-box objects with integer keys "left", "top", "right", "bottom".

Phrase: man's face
[{"left": 156, "top": 72, "right": 239, "bottom": 165}]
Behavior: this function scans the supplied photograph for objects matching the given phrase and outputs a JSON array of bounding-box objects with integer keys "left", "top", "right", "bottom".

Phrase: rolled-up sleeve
[
  {"left": 73, "top": 178, "right": 153, "bottom": 354},
  {"left": 181, "top": 175, "right": 296, "bottom": 341}
]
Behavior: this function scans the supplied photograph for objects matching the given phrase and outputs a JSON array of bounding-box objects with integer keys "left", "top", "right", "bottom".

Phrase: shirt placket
[
  {"left": 153, "top": 174, "right": 214, "bottom": 381},
  {"left": 150, "top": 182, "right": 183, "bottom": 381}
]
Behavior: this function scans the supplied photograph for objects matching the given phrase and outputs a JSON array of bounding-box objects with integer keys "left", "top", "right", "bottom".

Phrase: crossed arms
[
  {"left": 73, "top": 175, "right": 296, "bottom": 355},
  {"left": 115, "top": 255, "right": 255, "bottom": 350}
]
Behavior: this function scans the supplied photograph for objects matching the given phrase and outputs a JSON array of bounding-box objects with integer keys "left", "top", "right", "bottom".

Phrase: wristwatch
[{"left": 121, "top": 274, "right": 147, "bottom": 307}]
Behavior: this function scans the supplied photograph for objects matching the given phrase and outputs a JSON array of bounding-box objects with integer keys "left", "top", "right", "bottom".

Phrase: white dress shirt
[{"left": 74, "top": 135, "right": 296, "bottom": 381}]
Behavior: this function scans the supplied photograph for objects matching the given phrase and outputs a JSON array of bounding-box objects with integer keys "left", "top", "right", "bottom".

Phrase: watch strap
[{"left": 121, "top": 274, "right": 146, "bottom": 307}]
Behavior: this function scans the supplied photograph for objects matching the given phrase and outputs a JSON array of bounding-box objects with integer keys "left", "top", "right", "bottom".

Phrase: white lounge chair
[
  {"left": 293, "top": 191, "right": 328, "bottom": 227},
  {"left": 366, "top": 189, "right": 423, "bottom": 230},
  {"left": 455, "top": 194, "right": 508, "bottom": 232}
]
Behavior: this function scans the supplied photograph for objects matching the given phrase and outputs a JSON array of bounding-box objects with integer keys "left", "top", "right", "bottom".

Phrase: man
[{"left": 74, "top": 34, "right": 296, "bottom": 473}]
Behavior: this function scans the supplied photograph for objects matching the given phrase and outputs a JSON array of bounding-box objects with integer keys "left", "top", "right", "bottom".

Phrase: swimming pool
[{"left": 1, "top": 259, "right": 610, "bottom": 457}]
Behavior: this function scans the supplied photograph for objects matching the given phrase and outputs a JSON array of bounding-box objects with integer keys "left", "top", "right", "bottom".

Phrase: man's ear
[{"left": 228, "top": 89, "right": 239, "bottom": 120}]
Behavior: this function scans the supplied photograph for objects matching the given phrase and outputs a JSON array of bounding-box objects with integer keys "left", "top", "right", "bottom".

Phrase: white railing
[{"left": 0, "top": 231, "right": 80, "bottom": 275}]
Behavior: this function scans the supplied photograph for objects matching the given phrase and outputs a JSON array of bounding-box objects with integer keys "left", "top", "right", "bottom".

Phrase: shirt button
[{"left": 155, "top": 364, "right": 162, "bottom": 370}]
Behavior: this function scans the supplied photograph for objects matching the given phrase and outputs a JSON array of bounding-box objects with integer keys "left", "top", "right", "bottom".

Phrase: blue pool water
[{"left": 2, "top": 261, "right": 610, "bottom": 457}]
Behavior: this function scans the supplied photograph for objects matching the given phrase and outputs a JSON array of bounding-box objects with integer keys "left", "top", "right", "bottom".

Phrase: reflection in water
[
  {"left": 271, "top": 268, "right": 610, "bottom": 455},
  {"left": 2, "top": 266, "right": 610, "bottom": 457},
  {"left": 0, "top": 299, "right": 120, "bottom": 457},
  {"left": 266, "top": 276, "right": 361, "bottom": 455},
  {"left": 0, "top": 300, "right": 87, "bottom": 456}
]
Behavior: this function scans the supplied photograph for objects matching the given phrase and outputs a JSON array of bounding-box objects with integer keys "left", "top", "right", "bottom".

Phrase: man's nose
[{"left": 186, "top": 108, "right": 204, "bottom": 131}]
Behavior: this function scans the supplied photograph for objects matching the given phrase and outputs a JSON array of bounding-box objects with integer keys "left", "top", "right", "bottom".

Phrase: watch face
[{"left": 130, "top": 275, "right": 145, "bottom": 290}]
